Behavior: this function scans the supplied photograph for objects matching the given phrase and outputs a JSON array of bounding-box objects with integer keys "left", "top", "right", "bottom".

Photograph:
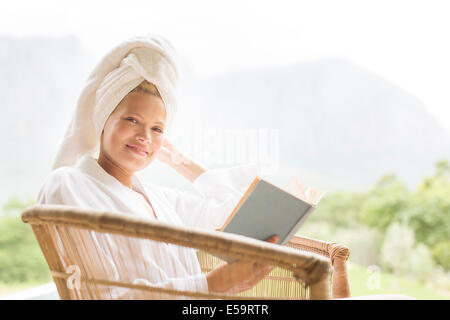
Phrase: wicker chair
[{"left": 22, "top": 204, "right": 351, "bottom": 300}]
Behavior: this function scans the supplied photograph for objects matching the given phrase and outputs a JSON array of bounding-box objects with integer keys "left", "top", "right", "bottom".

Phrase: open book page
[{"left": 283, "top": 176, "right": 326, "bottom": 206}]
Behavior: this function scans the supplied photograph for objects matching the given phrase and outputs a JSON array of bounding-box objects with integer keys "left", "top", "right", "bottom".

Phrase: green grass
[{"left": 346, "top": 262, "right": 449, "bottom": 300}]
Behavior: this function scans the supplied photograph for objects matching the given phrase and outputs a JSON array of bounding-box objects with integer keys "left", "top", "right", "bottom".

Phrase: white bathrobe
[{"left": 36, "top": 154, "right": 258, "bottom": 298}]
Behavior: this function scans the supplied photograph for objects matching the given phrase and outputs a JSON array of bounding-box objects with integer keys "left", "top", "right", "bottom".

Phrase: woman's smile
[{"left": 126, "top": 144, "right": 148, "bottom": 157}]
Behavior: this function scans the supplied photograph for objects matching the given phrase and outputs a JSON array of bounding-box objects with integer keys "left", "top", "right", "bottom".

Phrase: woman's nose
[{"left": 137, "top": 134, "right": 151, "bottom": 144}]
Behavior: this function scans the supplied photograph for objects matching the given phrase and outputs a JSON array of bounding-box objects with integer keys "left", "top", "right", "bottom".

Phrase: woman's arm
[
  {"left": 156, "top": 137, "right": 206, "bottom": 183},
  {"left": 206, "top": 235, "right": 280, "bottom": 293},
  {"left": 155, "top": 136, "right": 260, "bottom": 230}
]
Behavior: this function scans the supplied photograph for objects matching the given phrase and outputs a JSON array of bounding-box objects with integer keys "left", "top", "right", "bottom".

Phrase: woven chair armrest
[
  {"left": 22, "top": 205, "right": 330, "bottom": 286},
  {"left": 287, "top": 235, "right": 350, "bottom": 266},
  {"left": 287, "top": 235, "right": 351, "bottom": 299}
]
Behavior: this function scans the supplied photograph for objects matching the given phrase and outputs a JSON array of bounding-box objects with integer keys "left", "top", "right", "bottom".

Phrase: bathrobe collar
[{"left": 74, "top": 153, "right": 162, "bottom": 221}]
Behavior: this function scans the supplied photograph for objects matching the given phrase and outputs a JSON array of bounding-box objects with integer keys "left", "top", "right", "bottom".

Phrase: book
[{"left": 215, "top": 176, "right": 326, "bottom": 262}]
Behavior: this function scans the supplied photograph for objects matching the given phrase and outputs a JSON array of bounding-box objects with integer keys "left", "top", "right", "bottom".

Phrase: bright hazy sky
[{"left": 1, "top": 0, "right": 449, "bottom": 134}]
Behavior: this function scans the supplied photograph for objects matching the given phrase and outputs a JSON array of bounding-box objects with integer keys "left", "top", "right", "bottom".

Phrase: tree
[
  {"left": 381, "top": 221, "right": 415, "bottom": 276},
  {"left": 407, "top": 160, "right": 450, "bottom": 270},
  {"left": 380, "top": 221, "right": 435, "bottom": 283},
  {"left": 0, "top": 195, "right": 51, "bottom": 284},
  {"left": 359, "top": 174, "right": 410, "bottom": 233},
  {"left": 1, "top": 195, "right": 35, "bottom": 217},
  {"left": 0, "top": 215, "right": 51, "bottom": 283}
]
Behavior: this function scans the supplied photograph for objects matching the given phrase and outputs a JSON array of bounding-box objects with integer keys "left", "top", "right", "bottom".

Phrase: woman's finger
[{"left": 265, "top": 235, "right": 279, "bottom": 244}]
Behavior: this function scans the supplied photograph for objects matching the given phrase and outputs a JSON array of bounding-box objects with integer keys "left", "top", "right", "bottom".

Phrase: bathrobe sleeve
[
  {"left": 36, "top": 168, "right": 210, "bottom": 295},
  {"left": 36, "top": 167, "right": 96, "bottom": 208},
  {"left": 159, "top": 164, "right": 260, "bottom": 230},
  {"left": 131, "top": 272, "right": 209, "bottom": 295}
]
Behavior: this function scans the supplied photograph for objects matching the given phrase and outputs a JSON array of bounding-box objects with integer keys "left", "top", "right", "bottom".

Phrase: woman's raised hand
[
  {"left": 155, "top": 137, "right": 185, "bottom": 166},
  {"left": 206, "top": 235, "right": 280, "bottom": 294},
  {"left": 155, "top": 137, "right": 206, "bottom": 182}
]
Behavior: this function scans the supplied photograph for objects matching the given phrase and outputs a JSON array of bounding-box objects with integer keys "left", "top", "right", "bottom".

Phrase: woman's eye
[{"left": 126, "top": 118, "right": 163, "bottom": 133}]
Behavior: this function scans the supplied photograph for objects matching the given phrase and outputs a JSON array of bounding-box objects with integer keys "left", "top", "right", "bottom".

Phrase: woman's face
[{"left": 99, "top": 91, "right": 167, "bottom": 172}]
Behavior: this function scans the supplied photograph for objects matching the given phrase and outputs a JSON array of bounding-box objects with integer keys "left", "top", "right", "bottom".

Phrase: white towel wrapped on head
[{"left": 52, "top": 34, "right": 180, "bottom": 170}]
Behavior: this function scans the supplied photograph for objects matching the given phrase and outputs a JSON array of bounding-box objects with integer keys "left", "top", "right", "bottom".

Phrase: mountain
[
  {"left": 0, "top": 35, "right": 448, "bottom": 206},
  {"left": 179, "top": 59, "right": 450, "bottom": 190}
]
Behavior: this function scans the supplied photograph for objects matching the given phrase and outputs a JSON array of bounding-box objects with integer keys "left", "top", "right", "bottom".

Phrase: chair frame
[{"left": 22, "top": 204, "right": 351, "bottom": 300}]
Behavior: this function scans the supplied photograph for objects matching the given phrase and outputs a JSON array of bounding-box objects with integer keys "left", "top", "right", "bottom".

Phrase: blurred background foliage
[
  {"left": 0, "top": 160, "right": 448, "bottom": 298},
  {"left": 0, "top": 201, "right": 51, "bottom": 285},
  {"left": 298, "top": 159, "right": 449, "bottom": 297}
]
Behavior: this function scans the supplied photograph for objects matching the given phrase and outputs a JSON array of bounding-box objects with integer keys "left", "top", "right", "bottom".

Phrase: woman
[{"left": 37, "top": 34, "right": 278, "bottom": 298}]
